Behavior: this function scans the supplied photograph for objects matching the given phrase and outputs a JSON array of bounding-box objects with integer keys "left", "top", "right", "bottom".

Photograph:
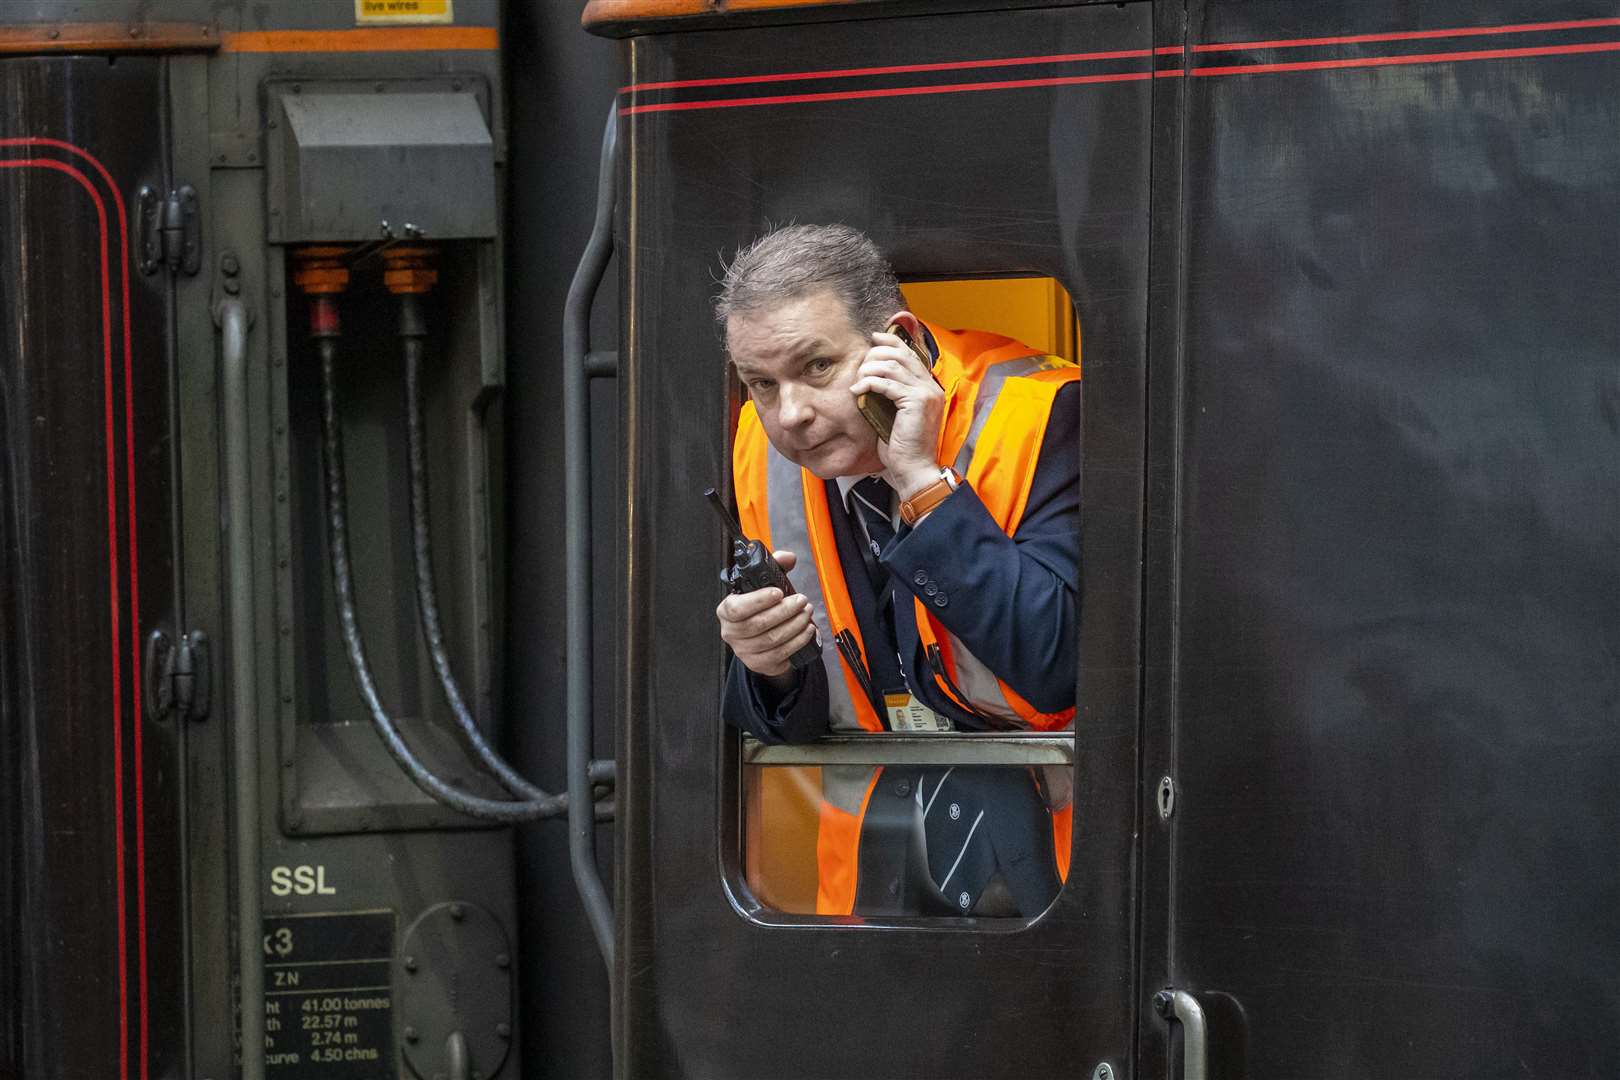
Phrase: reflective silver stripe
[
  {"left": 762, "top": 436, "right": 876, "bottom": 815},
  {"left": 1039, "top": 764, "right": 1074, "bottom": 811},
  {"left": 950, "top": 647, "right": 1022, "bottom": 724},
  {"left": 763, "top": 444, "right": 865, "bottom": 735},
  {"left": 820, "top": 763, "right": 877, "bottom": 816},
  {"left": 940, "top": 354, "right": 1076, "bottom": 730},
  {"left": 950, "top": 353, "right": 1055, "bottom": 476}
]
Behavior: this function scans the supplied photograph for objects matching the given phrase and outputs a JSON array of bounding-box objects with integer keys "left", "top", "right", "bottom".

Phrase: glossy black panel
[
  {"left": 1164, "top": 2, "right": 1620, "bottom": 1076},
  {"left": 618, "top": 5, "right": 1150, "bottom": 1077},
  {"left": 0, "top": 56, "right": 178, "bottom": 1080}
]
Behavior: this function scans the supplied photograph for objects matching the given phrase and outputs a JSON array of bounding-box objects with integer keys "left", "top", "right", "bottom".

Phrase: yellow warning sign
[{"left": 355, "top": 0, "right": 453, "bottom": 25}]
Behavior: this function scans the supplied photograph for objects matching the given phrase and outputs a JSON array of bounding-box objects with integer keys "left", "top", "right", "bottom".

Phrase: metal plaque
[{"left": 261, "top": 910, "right": 396, "bottom": 1077}]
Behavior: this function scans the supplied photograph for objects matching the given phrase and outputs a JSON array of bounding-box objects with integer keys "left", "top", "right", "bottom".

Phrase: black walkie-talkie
[{"left": 704, "top": 488, "right": 822, "bottom": 670}]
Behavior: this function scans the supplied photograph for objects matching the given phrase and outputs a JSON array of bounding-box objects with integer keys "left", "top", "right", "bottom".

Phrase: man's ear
[{"left": 885, "top": 310, "right": 924, "bottom": 340}]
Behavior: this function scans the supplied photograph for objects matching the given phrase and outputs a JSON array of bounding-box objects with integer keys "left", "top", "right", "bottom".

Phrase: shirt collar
[
  {"left": 836, "top": 475, "right": 864, "bottom": 502},
  {"left": 840, "top": 474, "right": 897, "bottom": 525}
]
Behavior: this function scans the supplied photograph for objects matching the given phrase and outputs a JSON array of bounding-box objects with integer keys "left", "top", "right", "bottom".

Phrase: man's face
[{"left": 727, "top": 288, "right": 885, "bottom": 479}]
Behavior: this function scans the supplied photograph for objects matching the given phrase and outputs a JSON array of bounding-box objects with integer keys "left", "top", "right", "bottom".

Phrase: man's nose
[{"left": 778, "top": 384, "right": 813, "bottom": 428}]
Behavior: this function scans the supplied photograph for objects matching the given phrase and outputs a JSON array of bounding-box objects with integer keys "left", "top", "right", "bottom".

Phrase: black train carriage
[
  {"left": 0, "top": 0, "right": 1614, "bottom": 1079},
  {"left": 585, "top": 0, "right": 1619, "bottom": 1078}
]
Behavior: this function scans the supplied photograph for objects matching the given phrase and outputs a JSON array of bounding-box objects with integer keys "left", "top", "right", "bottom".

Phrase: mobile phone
[{"left": 856, "top": 322, "right": 931, "bottom": 441}]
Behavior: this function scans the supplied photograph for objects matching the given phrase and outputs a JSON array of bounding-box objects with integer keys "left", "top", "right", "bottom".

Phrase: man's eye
[
  {"left": 807, "top": 358, "right": 834, "bottom": 375},
  {"left": 750, "top": 380, "right": 775, "bottom": 394}
]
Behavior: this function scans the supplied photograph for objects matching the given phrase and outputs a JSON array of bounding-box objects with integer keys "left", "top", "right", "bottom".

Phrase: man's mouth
[{"left": 794, "top": 435, "right": 835, "bottom": 456}]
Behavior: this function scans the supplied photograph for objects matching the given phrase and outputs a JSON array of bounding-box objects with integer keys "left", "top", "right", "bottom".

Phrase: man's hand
[
  {"left": 716, "top": 550, "right": 817, "bottom": 682},
  {"left": 850, "top": 329, "right": 946, "bottom": 499}
]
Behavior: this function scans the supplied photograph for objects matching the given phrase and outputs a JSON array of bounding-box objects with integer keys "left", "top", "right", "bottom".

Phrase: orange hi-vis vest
[{"left": 734, "top": 323, "right": 1080, "bottom": 915}]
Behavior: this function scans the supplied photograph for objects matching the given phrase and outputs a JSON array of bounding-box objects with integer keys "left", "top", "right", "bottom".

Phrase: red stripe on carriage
[
  {"left": 618, "top": 16, "right": 1620, "bottom": 109},
  {"left": 619, "top": 37, "right": 1620, "bottom": 113},
  {"left": 619, "top": 68, "right": 1157, "bottom": 114},
  {"left": 1190, "top": 39, "right": 1620, "bottom": 77},
  {"left": 1193, "top": 16, "right": 1620, "bottom": 53},
  {"left": 0, "top": 140, "right": 144, "bottom": 1080},
  {"left": 620, "top": 45, "right": 1183, "bottom": 93}
]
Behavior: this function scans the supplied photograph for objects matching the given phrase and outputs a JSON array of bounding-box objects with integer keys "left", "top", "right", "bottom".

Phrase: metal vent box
[{"left": 269, "top": 87, "right": 497, "bottom": 243}]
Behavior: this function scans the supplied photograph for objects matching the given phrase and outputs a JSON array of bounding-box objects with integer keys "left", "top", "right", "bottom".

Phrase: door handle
[{"left": 1154, "top": 989, "right": 1208, "bottom": 1080}]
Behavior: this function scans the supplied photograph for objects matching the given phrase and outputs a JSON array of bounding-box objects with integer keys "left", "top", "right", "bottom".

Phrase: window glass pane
[
  {"left": 732, "top": 274, "right": 1081, "bottom": 921},
  {"left": 745, "top": 762, "right": 1074, "bottom": 918},
  {"left": 744, "top": 765, "right": 823, "bottom": 914}
]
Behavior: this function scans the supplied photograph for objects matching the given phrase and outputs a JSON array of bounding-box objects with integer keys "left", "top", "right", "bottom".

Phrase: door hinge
[
  {"left": 145, "top": 629, "right": 211, "bottom": 722},
  {"left": 138, "top": 184, "right": 201, "bottom": 276}
]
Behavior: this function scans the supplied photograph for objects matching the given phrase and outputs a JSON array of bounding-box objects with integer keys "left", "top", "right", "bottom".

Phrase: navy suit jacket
[{"left": 723, "top": 380, "right": 1080, "bottom": 741}]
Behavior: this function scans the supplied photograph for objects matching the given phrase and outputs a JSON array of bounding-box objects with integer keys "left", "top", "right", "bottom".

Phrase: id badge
[{"left": 884, "top": 692, "right": 954, "bottom": 732}]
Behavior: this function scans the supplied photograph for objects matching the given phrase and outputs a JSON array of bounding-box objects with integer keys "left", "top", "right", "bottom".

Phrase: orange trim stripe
[
  {"left": 220, "top": 26, "right": 497, "bottom": 53},
  {"left": 587, "top": 0, "right": 861, "bottom": 28}
]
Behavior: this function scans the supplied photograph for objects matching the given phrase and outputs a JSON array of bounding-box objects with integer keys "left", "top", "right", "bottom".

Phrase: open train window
[{"left": 732, "top": 275, "right": 1081, "bottom": 920}]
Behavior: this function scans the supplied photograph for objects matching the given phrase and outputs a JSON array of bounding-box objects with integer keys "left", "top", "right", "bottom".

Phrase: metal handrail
[
  {"left": 563, "top": 105, "right": 620, "bottom": 973},
  {"left": 217, "top": 295, "right": 264, "bottom": 1080},
  {"left": 742, "top": 731, "right": 1075, "bottom": 768},
  {"left": 1155, "top": 989, "right": 1209, "bottom": 1080}
]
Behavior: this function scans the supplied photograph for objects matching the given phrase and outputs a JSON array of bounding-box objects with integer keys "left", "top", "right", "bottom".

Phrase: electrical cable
[
  {"left": 320, "top": 333, "right": 570, "bottom": 822},
  {"left": 401, "top": 301, "right": 614, "bottom": 820}
]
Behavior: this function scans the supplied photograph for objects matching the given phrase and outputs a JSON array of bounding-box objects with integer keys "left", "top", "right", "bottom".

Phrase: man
[{"left": 715, "top": 224, "right": 1080, "bottom": 917}]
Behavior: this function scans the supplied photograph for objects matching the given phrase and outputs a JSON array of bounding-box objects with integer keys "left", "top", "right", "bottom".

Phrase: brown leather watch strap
[{"left": 900, "top": 469, "right": 959, "bottom": 526}]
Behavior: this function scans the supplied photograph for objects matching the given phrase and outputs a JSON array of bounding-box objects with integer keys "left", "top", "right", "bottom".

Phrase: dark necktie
[{"left": 850, "top": 476, "right": 895, "bottom": 583}]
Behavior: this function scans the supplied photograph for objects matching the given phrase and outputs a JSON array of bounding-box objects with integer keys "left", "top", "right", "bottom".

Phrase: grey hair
[{"left": 715, "top": 224, "right": 905, "bottom": 341}]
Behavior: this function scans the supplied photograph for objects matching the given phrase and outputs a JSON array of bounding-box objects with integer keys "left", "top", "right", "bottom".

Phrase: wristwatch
[{"left": 899, "top": 467, "right": 960, "bottom": 526}]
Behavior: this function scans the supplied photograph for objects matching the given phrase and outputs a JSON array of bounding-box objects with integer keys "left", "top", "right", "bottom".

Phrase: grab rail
[
  {"left": 217, "top": 295, "right": 264, "bottom": 1080},
  {"left": 563, "top": 105, "right": 621, "bottom": 973},
  {"left": 742, "top": 732, "right": 1074, "bottom": 768}
]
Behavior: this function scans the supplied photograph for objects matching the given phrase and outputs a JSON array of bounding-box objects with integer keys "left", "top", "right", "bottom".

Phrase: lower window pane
[{"left": 744, "top": 763, "right": 1071, "bottom": 919}]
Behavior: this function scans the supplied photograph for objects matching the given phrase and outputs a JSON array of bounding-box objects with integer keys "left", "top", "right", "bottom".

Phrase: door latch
[
  {"left": 145, "top": 629, "right": 211, "bottom": 722},
  {"left": 138, "top": 185, "right": 201, "bottom": 276}
]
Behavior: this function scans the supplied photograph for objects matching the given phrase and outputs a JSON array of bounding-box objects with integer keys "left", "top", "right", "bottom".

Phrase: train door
[
  {"left": 1145, "top": 2, "right": 1620, "bottom": 1077},
  {"left": 0, "top": 51, "right": 188, "bottom": 1080},
  {"left": 606, "top": 4, "right": 1153, "bottom": 1076}
]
